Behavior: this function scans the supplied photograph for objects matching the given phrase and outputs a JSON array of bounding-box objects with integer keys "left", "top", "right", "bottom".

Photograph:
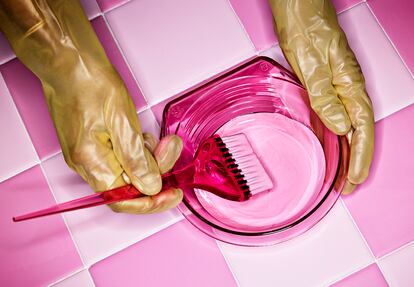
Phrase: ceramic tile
[
  {"left": 96, "top": 0, "right": 129, "bottom": 12},
  {"left": 219, "top": 201, "right": 373, "bottom": 287},
  {"left": 106, "top": 0, "right": 255, "bottom": 105},
  {"left": 342, "top": 103, "right": 414, "bottom": 257},
  {"left": 0, "top": 166, "right": 83, "bottom": 287},
  {"left": 0, "top": 33, "right": 14, "bottom": 65},
  {"left": 338, "top": 4, "right": 414, "bottom": 121},
  {"left": 368, "top": 0, "right": 414, "bottom": 75},
  {"left": 42, "top": 153, "right": 183, "bottom": 266},
  {"left": 330, "top": 264, "right": 388, "bottom": 287},
  {"left": 229, "top": 0, "right": 278, "bottom": 51},
  {"left": 80, "top": 0, "right": 101, "bottom": 20},
  {"left": 52, "top": 270, "right": 95, "bottom": 287},
  {"left": 138, "top": 108, "right": 160, "bottom": 138},
  {"left": 259, "top": 44, "right": 292, "bottom": 72},
  {"left": 90, "top": 220, "right": 237, "bottom": 287},
  {"left": 0, "top": 74, "right": 38, "bottom": 182},
  {"left": 91, "top": 16, "right": 147, "bottom": 110},
  {"left": 379, "top": 242, "right": 414, "bottom": 287},
  {"left": 332, "top": 0, "right": 363, "bottom": 13}
]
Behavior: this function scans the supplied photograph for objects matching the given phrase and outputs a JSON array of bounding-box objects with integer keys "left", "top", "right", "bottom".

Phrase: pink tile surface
[
  {"left": 0, "top": 59, "right": 61, "bottom": 159},
  {"left": 229, "top": 0, "right": 278, "bottom": 51},
  {"left": 138, "top": 108, "right": 160, "bottom": 137},
  {"left": 330, "top": 264, "right": 388, "bottom": 287},
  {"left": 91, "top": 16, "right": 147, "bottom": 110},
  {"left": 0, "top": 33, "right": 14, "bottom": 65},
  {"left": 0, "top": 166, "right": 82, "bottom": 287},
  {"left": 368, "top": 0, "right": 414, "bottom": 75},
  {"left": 338, "top": 3, "right": 414, "bottom": 121},
  {"left": 379, "top": 242, "right": 414, "bottom": 287},
  {"left": 332, "top": 0, "right": 363, "bottom": 13},
  {"left": 106, "top": 0, "right": 255, "bottom": 105},
  {"left": 79, "top": 0, "right": 101, "bottom": 19},
  {"left": 96, "top": 0, "right": 129, "bottom": 12},
  {"left": 343, "top": 103, "right": 414, "bottom": 257},
  {"left": 90, "top": 220, "right": 237, "bottom": 287},
  {"left": 53, "top": 270, "right": 95, "bottom": 287},
  {"left": 0, "top": 74, "right": 38, "bottom": 182},
  {"left": 42, "top": 153, "right": 182, "bottom": 266},
  {"left": 219, "top": 201, "right": 373, "bottom": 287}
]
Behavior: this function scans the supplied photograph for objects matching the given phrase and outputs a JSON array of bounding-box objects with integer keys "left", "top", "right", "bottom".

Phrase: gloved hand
[
  {"left": 269, "top": 0, "right": 374, "bottom": 194},
  {"left": 0, "top": 0, "right": 183, "bottom": 212}
]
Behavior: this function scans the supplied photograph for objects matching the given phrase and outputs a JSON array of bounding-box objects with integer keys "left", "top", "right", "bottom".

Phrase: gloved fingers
[
  {"left": 108, "top": 188, "right": 183, "bottom": 214},
  {"left": 154, "top": 135, "right": 183, "bottom": 174},
  {"left": 342, "top": 180, "right": 357, "bottom": 195},
  {"left": 143, "top": 132, "right": 159, "bottom": 154}
]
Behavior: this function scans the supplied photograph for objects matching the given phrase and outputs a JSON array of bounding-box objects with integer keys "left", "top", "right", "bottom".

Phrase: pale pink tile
[
  {"left": 259, "top": 45, "right": 292, "bottom": 72},
  {"left": 332, "top": 0, "right": 363, "bottom": 13},
  {"left": 42, "top": 153, "right": 182, "bottom": 266},
  {"left": 0, "top": 166, "right": 82, "bottom": 287},
  {"left": 138, "top": 109, "right": 160, "bottom": 137},
  {"left": 106, "top": 0, "right": 255, "bottom": 105},
  {"left": 90, "top": 220, "right": 237, "bottom": 287},
  {"left": 343, "top": 103, "right": 414, "bottom": 257},
  {"left": 229, "top": 0, "right": 277, "bottom": 51},
  {"left": 330, "top": 264, "right": 388, "bottom": 287},
  {"left": 96, "top": 0, "right": 129, "bottom": 12},
  {"left": 0, "top": 74, "right": 38, "bottom": 182},
  {"left": 0, "top": 33, "right": 14, "bottom": 65},
  {"left": 0, "top": 59, "right": 61, "bottom": 159},
  {"left": 219, "top": 201, "right": 373, "bottom": 287},
  {"left": 338, "top": 4, "right": 414, "bottom": 121},
  {"left": 379, "top": 242, "right": 414, "bottom": 287},
  {"left": 368, "top": 0, "right": 414, "bottom": 75},
  {"left": 80, "top": 0, "right": 101, "bottom": 19},
  {"left": 53, "top": 270, "right": 95, "bottom": 287},
  {"left": 91, "top": 16, "right": 147, "bottom": 109}
]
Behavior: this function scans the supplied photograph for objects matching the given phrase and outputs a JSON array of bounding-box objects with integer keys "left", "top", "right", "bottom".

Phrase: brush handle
[{"left": 13, "top": 165, "right": 196, "bottom": 222}]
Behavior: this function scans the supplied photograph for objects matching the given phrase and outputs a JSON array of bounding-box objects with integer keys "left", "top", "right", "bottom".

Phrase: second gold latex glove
[
  {"left": 0, "top": 0, "right": 183, "bottom": 212},
  {"left": 269, "top": 0, "right": 375, "bottom": 194}
]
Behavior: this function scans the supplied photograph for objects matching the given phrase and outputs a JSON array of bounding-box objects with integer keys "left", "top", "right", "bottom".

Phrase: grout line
[
  {"left": 365, "top": 2, "right": 414, "bottom": 79},
  {"left": 41, "top": 150, "right": 63, "bottom": 163},
  {"left": 101, "top": 13, "right": 151, "bottom": 107},
  {"left": 377, "top": 240, "right": 414, "bottom": 262},
  {"left": 47, "top": 267, "right": 88, "bottom": 287},
  {"left": 215, "top": 241, "right": 242, "bottom": 287},
  {"left": 337, "top": 1, "right": 366, "bottom": 15},
  {"left": 100, "top": 0, "right": 132, "bottom": 14}
]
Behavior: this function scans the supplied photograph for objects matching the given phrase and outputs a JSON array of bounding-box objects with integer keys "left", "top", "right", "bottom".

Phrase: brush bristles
[{"left": 220, "top": 134, "right": 273, "bottom": 196}]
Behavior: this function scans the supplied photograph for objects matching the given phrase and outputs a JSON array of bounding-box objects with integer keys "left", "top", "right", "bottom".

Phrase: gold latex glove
[
  {"left": 269, "top": 0, "right": 374, "bottom": 194},
  {"left": 0, "top": 0, "right": 183, "bottom": 213}
]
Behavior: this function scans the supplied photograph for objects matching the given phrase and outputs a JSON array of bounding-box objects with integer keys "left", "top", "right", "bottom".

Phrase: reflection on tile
[
  {"left": 338, "top": 4, "right": 414, "bottom": 121},
  {"left": 106, "top": 0, "right": 255, "bottom": 105},
  {"left": 90, "top": 220, "right": 237, "bottom": 287},
  {"left": 138, "top": 108, "right": 160, "bottom": 138},
  {"left": 229, "top": 0, "right": 277, "bottom": 51},
  {"left": 52, "top": 270, "right": 95, "bottom": 287},
  {"left": 330, "top": 264, "right": 388, "bottom": 287},
  {"left": 42, "top": 153, "right": 182, "bottom": 266},
  {"left": 0, "top": 166, "right": 82, "bottom": 287},
  {"left": 368, "top": 0, "right": 414, "bottom": 75},
  {"left": 80, "top": 0, "right": 101, "bottom": 19},
  {"left": 219, "top": 201, "right": 373, "bottom": 287},
  {"left": 96, "top": 0, "right": 130, "bottom": 12},
  {"left": 332, "top": 0, "right": 363, "bottom": 13},
  {"left": 91, "top": 16, "right": 147, "bottom": 110},
  {"left": 379, "top": 242, "right": 414, "bottom": 287},
  {"left": 0, "top": 74, "right": 38, "bottom": 182},
  {"left": 343, "top": 103, "right": 414, "bottom": 257}
]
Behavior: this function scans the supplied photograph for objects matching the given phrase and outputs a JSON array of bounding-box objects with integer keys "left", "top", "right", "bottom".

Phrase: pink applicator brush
[{"left": 13, "top": 134, "right": 273, "bottom": 222}]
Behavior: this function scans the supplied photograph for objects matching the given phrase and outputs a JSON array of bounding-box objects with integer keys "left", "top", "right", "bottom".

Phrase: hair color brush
[{"left": 13, "top": 134, "right": 273, "bottom": 222}]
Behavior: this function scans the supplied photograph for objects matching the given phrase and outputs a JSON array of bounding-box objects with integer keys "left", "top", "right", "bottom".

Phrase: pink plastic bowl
[{"left": 161, "top": 57, "right": 349, "bottom": 246}]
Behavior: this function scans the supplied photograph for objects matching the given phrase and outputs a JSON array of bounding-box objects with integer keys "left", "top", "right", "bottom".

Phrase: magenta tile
[
  {"left": 229, "top": 0, "right": 278, "bottom": 51},
  {"left": 338, "top": 4, "right": 414, "bottom": 121},
  {"left": 0, "top": 59, "right": 61, "bottom": 159},
  {"left": 0, "top": 74, "right": 38, "bottom": 182},
  {"left": 343, "top": 103, "right": 414, "bottom": 257},
  {"left": 379, "top": 242, "right": 414, "bottom": 287},
  {"left": 0, "top": 166, "right": 82, "bottom": 287},
  {"left": 91, "top": 16, "right": 146, "bottom": 109},
  {"left": 0, "top": 33, "right": 14, "bottom": 65},
  {"left": 330, "top": 264, "right": 388, "bottom": 287},
  {"left": 332, "top": 0, "right": 363, "bottom": 13},
  {"left": 96, "top": 0, "right": 129, "bottom": 12},
  {"left": 90, "top": 220, "right": 237, "bottom": 287},
  {"left": 368, "top": 0, "right": 414, "bottom": 75}
]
